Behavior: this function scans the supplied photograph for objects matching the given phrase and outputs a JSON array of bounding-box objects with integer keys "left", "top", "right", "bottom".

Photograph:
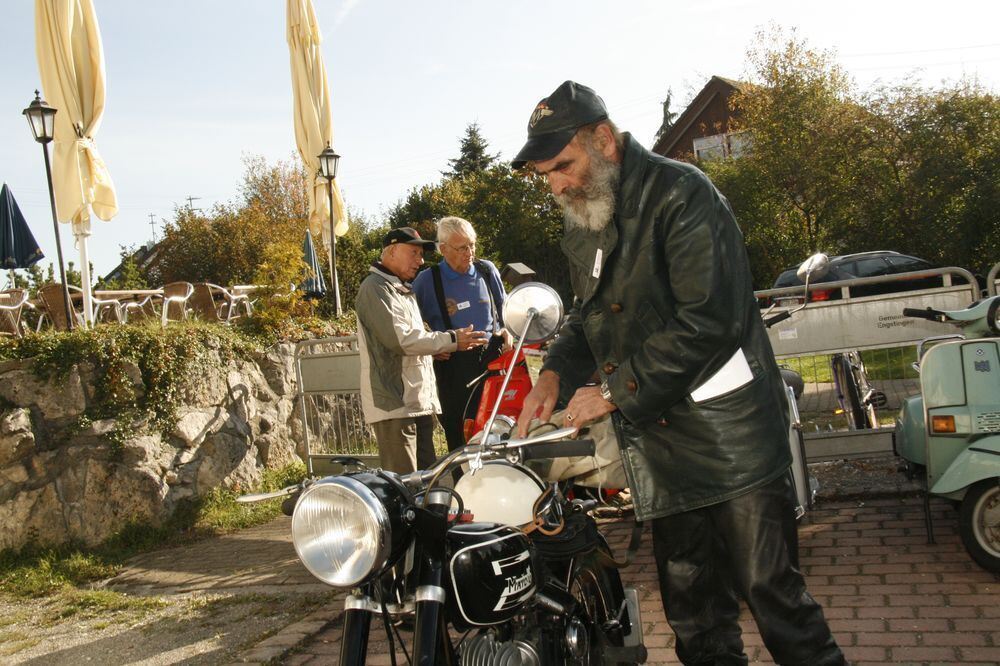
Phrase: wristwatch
[{"left": 599, "top": 380, "right": 614, "bottom": 405}]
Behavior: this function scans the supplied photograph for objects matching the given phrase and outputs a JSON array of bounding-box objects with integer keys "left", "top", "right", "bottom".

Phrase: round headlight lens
[{"left": 291, "top": 476, "right": 390, "bottom": 587}]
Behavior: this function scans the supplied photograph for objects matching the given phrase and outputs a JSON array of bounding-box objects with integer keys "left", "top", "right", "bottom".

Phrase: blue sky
[{"left": 2, "top": 0, "right": 999, "bottom": 277}]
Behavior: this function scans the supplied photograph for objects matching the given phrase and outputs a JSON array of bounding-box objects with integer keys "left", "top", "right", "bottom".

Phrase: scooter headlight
[{"left": 291, "top": 474, "right": 408, "bottom": 587}]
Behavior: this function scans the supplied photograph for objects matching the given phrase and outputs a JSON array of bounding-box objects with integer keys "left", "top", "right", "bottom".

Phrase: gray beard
[{"left": 555, "top": 150, "right": 620, "bottom": 232}]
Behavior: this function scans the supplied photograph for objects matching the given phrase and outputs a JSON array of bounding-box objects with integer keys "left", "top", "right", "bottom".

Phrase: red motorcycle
[{"left": 462, "top": 344, "right": 537, "bottom": 444}]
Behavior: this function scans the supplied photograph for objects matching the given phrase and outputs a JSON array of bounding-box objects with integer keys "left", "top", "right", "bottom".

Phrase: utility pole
[
  {"left": 148, "top": 213, "right": 158, "bottom": 240},
  {"left": 185, "top": 195, "right": 202, "bottom": 213}
]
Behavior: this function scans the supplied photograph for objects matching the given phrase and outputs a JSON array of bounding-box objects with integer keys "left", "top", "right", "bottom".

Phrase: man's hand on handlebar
[
  {"left": 517, "top": 369, "right": 560, "bottom": 437},
  {"left": 563, "top": 384, "right": 617, "bottom": 430}
]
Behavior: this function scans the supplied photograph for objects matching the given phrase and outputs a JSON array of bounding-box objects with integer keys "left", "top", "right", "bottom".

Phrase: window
[
  {"left": 884, "top": 256, "right": 932, "bottom": 274},
  {"left": 693, "top": 134, "right": 726, "bottom": 161},
  {"left": 693, "top": 131, "right": 750, "bottom": 161}
]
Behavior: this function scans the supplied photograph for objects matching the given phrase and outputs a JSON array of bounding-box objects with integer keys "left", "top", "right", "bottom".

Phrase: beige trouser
[{"left": 372, "top": 415, "right": 436, "bottom": 474}]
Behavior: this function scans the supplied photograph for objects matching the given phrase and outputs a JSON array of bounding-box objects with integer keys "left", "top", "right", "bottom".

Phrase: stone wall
[{"left": 0, "top": 343, "right": 306, "bottom": 550}]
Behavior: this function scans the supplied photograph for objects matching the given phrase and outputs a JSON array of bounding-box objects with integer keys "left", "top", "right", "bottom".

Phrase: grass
[
  {"left": 0, "top": 633, "right": 41, "bottom": 657},
  {"left": 52, "top": 589, "right": 168, "bottom": 621},
  {"left": 0, "top": 462, "right": 308, "bottom": 600},
  {"left": 779, "top": 345, "right": 919, "bottom": 384}
]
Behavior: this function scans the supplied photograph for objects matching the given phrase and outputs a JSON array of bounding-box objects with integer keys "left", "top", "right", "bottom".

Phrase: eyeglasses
[{"left": 443, "top": 242, "right": 476, "bottom": 253}]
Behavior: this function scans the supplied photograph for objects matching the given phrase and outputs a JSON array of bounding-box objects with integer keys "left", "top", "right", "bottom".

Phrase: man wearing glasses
[{"left": 412, "top": 216, "right": 509, "bottom": 453}]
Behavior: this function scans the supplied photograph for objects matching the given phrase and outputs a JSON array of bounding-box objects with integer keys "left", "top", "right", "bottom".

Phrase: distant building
[
  {"left": 101, "top": 241, "right": 162, "bottom": 285},
  {"left": 652, "top": 76, "right": 747, "bottom": 162}
]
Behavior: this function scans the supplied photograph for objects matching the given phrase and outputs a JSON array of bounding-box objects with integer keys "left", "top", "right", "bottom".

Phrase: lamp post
[
  {"left": 317, "top": 142, "right": 342, "bottom": 316},
  {"left": 23, "top": 91, "right": 74, "bottom": 331}
]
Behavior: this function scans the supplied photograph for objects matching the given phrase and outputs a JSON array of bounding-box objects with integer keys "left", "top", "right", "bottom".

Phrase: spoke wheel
[{"left": 566, "top": 552, "right": 633, "bottom": 666}]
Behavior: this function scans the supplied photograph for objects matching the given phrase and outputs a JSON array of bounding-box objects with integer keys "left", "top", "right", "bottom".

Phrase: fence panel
[{"left": 295, "top": 336, "right": 379, "bottom": 474}]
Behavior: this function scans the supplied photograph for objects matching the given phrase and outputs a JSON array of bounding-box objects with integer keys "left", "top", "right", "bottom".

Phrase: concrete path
[{"left": 277, "top": 498, "right": 999, "bottom": 665}]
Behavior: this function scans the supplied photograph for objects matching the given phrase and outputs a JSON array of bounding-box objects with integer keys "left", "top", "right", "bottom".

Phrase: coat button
[
  {"left": 657, "top": 417, "right": 670, "bottom": 427},
  {"left": 626, "top": 379, "right": 637, "bottom": 393},
  {"left": 603, "top": 362, "right": 617, "bottom": 375},
  {"left": 610, "top": 303, "right": 623, "bottom": 313}
]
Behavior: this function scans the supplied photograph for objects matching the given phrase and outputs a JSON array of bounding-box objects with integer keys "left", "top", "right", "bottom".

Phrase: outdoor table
[{"left": 94, "top": 289, "right": 164, "bottom": 301}]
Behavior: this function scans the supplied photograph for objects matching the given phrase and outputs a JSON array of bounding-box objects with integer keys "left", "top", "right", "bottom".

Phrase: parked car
[{"left": 766, "top": 251, "right": 979, "bottom": 305}]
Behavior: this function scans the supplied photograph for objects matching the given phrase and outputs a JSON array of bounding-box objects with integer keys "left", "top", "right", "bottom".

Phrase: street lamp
[
  {"left": 317, "top": 142, "right": 342, "bottom": 316},
  {"left": 23, "top": 91, "right": 75, "bottom": 331}
]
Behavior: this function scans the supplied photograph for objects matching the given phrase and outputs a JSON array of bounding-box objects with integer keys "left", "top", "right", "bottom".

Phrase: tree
[
  {"left": 383, "top": 162, "right": 570, "bottom": 299},
  {"left": 653, "top": 89, "right": 678, "bottom": 146},
  {"left": 151, "top": 156, "right": 311, "bottom": 287},
  {"left": 96, "top": 245, "right": 150, "bottom": 291},
  {"left": 443, "top": 123, "right": 499, "bottom": 178},
  {"left": 860, "top": 81, "right": 1000, "bottom": 275},
  {"left": 730, "top": 28, "right": 874, "bottom": 253}
]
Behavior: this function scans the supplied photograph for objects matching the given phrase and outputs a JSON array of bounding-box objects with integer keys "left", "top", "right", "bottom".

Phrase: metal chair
[
  {"left": 0, "top": 289, "right": 30, "bottom": 337},
  {"left": 91, "top": 291, "right": 125, "bottom": 324},
  {"left": 121, "top": 294, "right": 160, "bottom": 324},
  {"left": 37, "top": 284, "right": 122, "bottom": 330},
  {"left": 190, "top": 283, "right": 253, "bottom": 324},
  {"left": 38, "top": 284, "right": 84, "bottom": 331},
  {"left": 160, "top": 282, "right": 194, "bottom": 327}
]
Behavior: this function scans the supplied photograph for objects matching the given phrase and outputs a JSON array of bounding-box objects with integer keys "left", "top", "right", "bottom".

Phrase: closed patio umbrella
[
  {"left": 34, "top": 0, "right": 118, "bottom": 325},
  {"left": 300, "top": 229, "right": 327, "bottom": 299},
  {"left": 287, "top": 0, "right": 347, "bottom": 312},
  {"left": 0, "top": 183, "right": 45, "bottom": 272}
]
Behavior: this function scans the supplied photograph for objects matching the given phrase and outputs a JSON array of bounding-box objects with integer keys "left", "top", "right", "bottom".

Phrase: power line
[{"left": 842, "top": 42, "right": 1000, "bottom": 59}]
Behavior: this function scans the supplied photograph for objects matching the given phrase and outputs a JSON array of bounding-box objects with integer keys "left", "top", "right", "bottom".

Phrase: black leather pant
[{"left": 651, "top": 474, "right": 845, "bottom": 666}]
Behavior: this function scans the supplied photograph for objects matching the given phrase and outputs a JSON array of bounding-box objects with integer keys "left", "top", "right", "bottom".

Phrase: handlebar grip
[
  {"left": 903, "top": 307, "right": 940, "bottom": 320},
  {"left": 520, "top": 439, "right": 596, "bottom": 461},
  {"left": 764, "top": 310, "right": 792, "bottom": 328}
]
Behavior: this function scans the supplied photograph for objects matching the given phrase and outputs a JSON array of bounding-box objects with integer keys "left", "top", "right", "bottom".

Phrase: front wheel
[
  {"left": 959, "top": 479, "right": 1000, "bottom": 573},
  {"left": 566, "top": 551, "right": 637, "bottom": 666}
]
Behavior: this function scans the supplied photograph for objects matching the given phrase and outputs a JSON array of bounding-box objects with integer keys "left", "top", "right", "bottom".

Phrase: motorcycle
[
  {"left": 247, "top": 282, "right": 647, "bottom": 665},
  {"left": 762, "top": 252, "right": 832, "bottom": 517},
  {"left": 895, "top": 295, "right": 1000, "bottom": 572}
]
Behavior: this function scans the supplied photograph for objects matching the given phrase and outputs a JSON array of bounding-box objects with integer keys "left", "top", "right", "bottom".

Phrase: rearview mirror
[
  {"left": 796, "top": 253, "right": 830, "bottom": 282},
  {"left": 503, "top": 282, "right": 564, "bottom": 344}
]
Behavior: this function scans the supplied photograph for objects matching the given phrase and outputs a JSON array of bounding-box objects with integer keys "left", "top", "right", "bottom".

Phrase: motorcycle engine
[{"left": 459, "top": 629, "right": 540, "bottom": 666}]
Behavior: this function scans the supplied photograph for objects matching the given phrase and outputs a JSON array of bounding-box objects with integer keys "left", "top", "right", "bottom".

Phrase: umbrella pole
[
  {"left": 77, "top": 230, "right": 93, "bottom": 326},
  {"left": 326, "top": 180, "right": 342, "bottom": 317},
  {"left": 41, "top": 143, "right": 75, "bottom": 331}
]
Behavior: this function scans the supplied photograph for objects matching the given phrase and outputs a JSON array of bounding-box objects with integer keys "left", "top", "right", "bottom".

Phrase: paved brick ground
[
  {"left": 107, "top": 519, "right": 328, "bottom": 596},
  {"left": 283, "top": 496, "right": 1000, "bottom": 665}
]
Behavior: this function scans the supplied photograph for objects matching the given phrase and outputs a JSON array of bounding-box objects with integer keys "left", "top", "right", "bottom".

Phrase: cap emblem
[{"left": 529, "top": 103, "right": 554, "bottom": 128}]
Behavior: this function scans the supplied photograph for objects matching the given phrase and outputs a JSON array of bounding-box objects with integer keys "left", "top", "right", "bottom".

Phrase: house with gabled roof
[{"left": 652, "top": 76, "right": 747, "bottom": 162}]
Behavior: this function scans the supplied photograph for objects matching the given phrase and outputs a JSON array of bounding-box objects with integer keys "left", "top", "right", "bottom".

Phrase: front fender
[{"left": 930, "top": 437, "right": 1000, "bottom": 496}]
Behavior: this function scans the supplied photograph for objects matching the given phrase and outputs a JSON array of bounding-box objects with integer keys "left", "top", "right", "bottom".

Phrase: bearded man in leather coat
[{"left": 514, "top": 81, "right": 846, "bottom": 666}]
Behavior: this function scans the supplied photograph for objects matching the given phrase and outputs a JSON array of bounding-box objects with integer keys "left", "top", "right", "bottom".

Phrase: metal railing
[
  {"left": 295, "top": 336, "right": 379, "bottom": 473},
  {"left": 754, "top": 266, "right": 984, "bottom": 435}
]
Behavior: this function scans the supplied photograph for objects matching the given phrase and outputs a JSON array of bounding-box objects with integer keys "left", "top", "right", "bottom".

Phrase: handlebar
[
  {"left": 903, "top": 307, "right": 947, "bottom": 322},
  {"left": 521, "top": 439, "right": 596, "bottom": 461},
  {"left": 399, "top": 426, "right": 588, "bottom": 488},
  {"left": 763, "top": 310, "right": 793, "bottom": 328}
]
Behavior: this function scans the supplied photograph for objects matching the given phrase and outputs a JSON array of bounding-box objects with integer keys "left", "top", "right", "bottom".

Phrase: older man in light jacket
[{"left": 356, "top": 226, "right": 488, "bottom": 473}]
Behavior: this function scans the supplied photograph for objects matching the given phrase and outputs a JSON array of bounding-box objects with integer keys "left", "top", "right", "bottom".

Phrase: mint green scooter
[{"left": 895, "top": 296, "right": 1000, "bottom": 572}]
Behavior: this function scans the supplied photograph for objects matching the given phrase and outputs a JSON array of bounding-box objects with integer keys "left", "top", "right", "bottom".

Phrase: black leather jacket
[{"left": 542, "top": 134, "right": 791, "bottom": 521}]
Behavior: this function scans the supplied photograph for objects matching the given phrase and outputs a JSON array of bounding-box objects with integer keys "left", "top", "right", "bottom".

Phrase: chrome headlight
[{"left": 291, "top": 474, "right": 409, "bottom": 587}]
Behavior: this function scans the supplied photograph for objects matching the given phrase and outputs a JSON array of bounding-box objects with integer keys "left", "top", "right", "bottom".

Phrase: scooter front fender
[{"left": 930, "top": 436, "right": 1000, "bottom": 496}]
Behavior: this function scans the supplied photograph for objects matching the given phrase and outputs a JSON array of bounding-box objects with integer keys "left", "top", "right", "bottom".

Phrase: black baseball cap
[
  {"left": 382, "top": 226, "right": 436, "bottom": 249},
  {"left": 511, "top": 81, "right": 609, "bottom": 169}
]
